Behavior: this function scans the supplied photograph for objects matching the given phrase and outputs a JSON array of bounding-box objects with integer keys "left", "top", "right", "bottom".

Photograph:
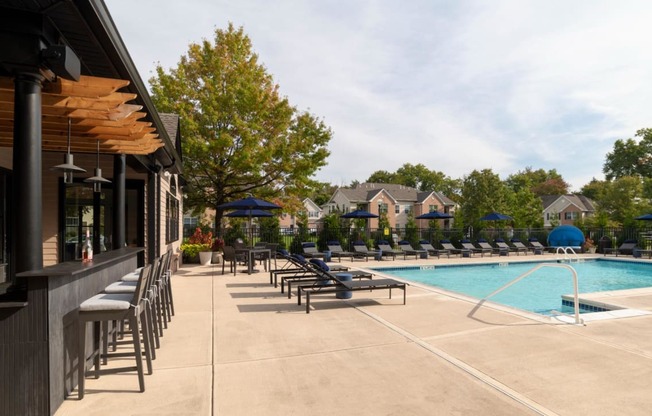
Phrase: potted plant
[
  {"left": 180, "top": 227, "right": 213, "bottom": 265},
  {"left": 211, "top": 237, "right": 225, "bottom": 264},
  {"left": 583, "top": 237, "right": 596, "bottom": 254}
]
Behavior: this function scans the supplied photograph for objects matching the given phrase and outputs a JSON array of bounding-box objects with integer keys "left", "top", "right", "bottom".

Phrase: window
[
  {"left": 564, "top": 212, "right": 578, "bottom": 220},
  {"left": 166, "top": 192, "right": 179, "bottom": 243},
  {"left": 183, "top": 215, "right": 199, "bottom": 237},
  {"left": 61, "top": 180, "right": 144, "bottom": 261},
  {"left": 405, "top": 206, "right": 413, "bottom": 214},
  {"left": 395, "top": 205, "right": 400, "bottom": 214},
  {"left": 378, "top": 203, "right": 388, "bottom": 215},
  {"left": 429, "top": 205, "right": 438, "bottom": 212}
]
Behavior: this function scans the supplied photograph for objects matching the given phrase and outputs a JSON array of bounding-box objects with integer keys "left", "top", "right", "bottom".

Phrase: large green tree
[
  {"left": 459, "top": 169, "right": 511, "bottom": 230},
  {"left": 149, "top": 24, "right": 332, "bottom": 233},
  {"left": 603, "top": 128, "right": 652, "bottom": 180},
  {"left": 505, "top": 167, "right": 569, "bottom": 196}
]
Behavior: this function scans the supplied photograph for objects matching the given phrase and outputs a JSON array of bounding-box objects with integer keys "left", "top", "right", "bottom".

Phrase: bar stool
[
  {"left": 77, "top": 264, "right": 152, "bottom": 399},
  {"left": 105, "top": 257, "right": 160, "bottom": 358}
]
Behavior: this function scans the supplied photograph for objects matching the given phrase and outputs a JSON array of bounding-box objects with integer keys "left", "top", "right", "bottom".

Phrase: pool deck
[{"left": 56, "top": 253, "right": 652, "bottom": 416}]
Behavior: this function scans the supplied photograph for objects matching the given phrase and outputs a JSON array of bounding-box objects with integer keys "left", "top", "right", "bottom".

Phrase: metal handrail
[
  {"left": 555, "top": 246, "right": 580, "bottom": 262},
  {"left": 481, "top": 263, "right": 584, "bottom": 325}
]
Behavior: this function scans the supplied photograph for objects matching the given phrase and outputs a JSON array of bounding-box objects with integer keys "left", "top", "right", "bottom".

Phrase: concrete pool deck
[{"left": 56, "top": 253, "right": 652, "bottom": 415}]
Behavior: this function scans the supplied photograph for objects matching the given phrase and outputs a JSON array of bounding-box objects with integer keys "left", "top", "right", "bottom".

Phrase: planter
[
  {"left": 587, "top": 247, "right": 596, "bottom": 254},
  {"left": 211, "top": 251, "right": 223, "bottom": 264},
  {"left": 198, "top": 251, "right": 212, "bottom": 266}
]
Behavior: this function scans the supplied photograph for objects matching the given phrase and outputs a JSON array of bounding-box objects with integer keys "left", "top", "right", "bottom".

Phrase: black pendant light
[
  {"left": 51, "top": 118, "right": 86, "bottom": 184},
  {"left": 83, "top": 140, "right": 111, "bottom": 192}
]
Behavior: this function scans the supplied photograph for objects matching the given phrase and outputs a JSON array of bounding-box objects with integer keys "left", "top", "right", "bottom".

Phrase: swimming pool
[{"left": 373, "top": 259, "right": 652, "bottom": 315}]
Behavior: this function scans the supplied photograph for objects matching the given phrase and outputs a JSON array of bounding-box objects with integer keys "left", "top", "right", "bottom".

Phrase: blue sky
[{"left": 105, "top": 0, "right": 652, "bottom": 191}]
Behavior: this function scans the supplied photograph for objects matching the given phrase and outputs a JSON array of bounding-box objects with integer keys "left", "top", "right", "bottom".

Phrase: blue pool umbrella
[
  {"left": 635, "top": 214, "right": 652, "bottom": 221},
  {"left": 479, "top": 212, "right": 513, "bottom": 221},
  {"left": 547, "top": 225, "right": 585, "bottom": 247},
  {"left": 416, "top": 211, "right": 453, "bottom": 220},
  {"left": 340, "top": 209, "right": 379, "bottom": 219},
  {"left": 225, "top": 209, "right": 274, "bottom": 218},
  {"left": 217, "top": 196, "right": 281, "bottom": 211}
]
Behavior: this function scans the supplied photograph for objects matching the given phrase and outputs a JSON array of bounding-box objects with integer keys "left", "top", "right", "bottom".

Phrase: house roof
[
  {"left": 541, "top": 194, "right": 596, "bottom": 212},
  {"left": 334, "top": 183, "right": 455, "bottom": 206}
]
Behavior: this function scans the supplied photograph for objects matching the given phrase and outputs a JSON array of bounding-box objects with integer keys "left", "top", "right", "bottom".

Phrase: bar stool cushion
[
  {"left": 104, "top": 281, "right": 137, "bottom": 293},
  {"left": 121, "top": 271, "right": 140, "bottom": 282},
  {"left": 80, "top": 293, "right": 132, "bottom": 311}
]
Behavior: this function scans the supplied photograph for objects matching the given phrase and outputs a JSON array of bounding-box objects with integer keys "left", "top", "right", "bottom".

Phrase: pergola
[{"left": 0, "top": 75, "right": 164, "bottom": 155}]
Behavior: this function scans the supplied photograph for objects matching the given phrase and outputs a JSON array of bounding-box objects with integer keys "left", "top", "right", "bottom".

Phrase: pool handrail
[
  {"left": 478, "top": 263, "right": 584, "bottom": 325},
  {"left": 555, "top": 246, "right": 580, "bottom": 262}
]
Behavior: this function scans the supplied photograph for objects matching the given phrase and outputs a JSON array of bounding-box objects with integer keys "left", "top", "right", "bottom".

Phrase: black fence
[{"left": 184, "top": 224, "right": 652, "bottom": 254}]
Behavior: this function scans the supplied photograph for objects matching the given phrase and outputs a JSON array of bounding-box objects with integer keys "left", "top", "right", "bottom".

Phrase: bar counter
[{"left": 1, "top": 247, "right": 144, "bottom": 416}]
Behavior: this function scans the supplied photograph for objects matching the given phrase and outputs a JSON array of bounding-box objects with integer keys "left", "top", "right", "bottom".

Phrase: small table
[{"left": 236, "top": 248, "right": 271, "bottom": 274}]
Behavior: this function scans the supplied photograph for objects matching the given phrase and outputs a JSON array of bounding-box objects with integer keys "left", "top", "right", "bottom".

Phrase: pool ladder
[
  {"left": 471, "top": 263, "right": 585, "bottom": 325},
  {"left": 555, "top": 246, "right": 582, "bottom": 263}
]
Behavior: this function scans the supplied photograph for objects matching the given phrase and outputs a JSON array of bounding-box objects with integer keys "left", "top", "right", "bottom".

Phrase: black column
[
  {"left": 147, "top": 170, "right": 157, "bottom": 262},
  {"left": 13, "top": 73, "right": 44, "bottom": 273},
  {"left": 112, "top": 154, "right": 126, "bottom": 249}
]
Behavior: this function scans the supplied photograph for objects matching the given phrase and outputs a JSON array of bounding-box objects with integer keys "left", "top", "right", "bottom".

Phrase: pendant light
[
  {"left": 51, "top": 118, "right": 86, "bottom": 184},
  {"left": 83, "top": 139, "right": 111, "bottom": 192}
]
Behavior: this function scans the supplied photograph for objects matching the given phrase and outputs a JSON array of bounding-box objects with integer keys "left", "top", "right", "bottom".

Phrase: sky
[{"left": 104, "top": 0, "right": 652, "bottom": 192}]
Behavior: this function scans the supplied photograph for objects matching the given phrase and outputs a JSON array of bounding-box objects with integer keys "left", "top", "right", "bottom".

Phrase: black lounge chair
[
  {"left": 604, "top": 240, "right": 638, "bottom": 257},
  {"left": 376, "top": 240, "right": 402, "bottom": 260},
  {"left": 397, "top": 240, "right": 427, "bottom": 260},
  {"left": 295, "top": 262, "right": 407, "bottom": 313},
  {"left": 301, "top": 242, "right": 327, "bottom": 258},
  {"left": 326, "top": 240, "right": 356, "bottom": 262},
  {"left": 418, "top": 240, "right": 450, "bottom": 258},
  {"left": 352, "top": 241, "right": 380, "bottom": 261},
  {"left": 511, "top": 238, "right": 535, "bottom": 254},
  {"left": 495, "top": 238, "right": 526, "bottom": 255},
  {"left": 440, "top": 240, "right": 468, "bottom": 257},
  {"left": 460, "top": 239, "right": 491, "bottom": 257},
  {"left": 270, "top": 251, "right": 348, "bottom": 288},
  {"left": 477, "top": 238, "right": 507, "bottom": 256},
  {"left": 285, "top": 258, "right": 373, "bottom": 298},
  {"left": 527, "top": 238, "right": 550, "bottom": 254}
]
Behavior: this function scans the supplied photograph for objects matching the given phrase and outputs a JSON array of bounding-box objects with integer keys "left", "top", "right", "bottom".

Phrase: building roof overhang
[{"left": 0, "top": 0, "right": 182, "bottom": 174}]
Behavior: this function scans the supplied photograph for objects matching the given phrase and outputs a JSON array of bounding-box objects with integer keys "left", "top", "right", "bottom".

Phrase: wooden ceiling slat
[{"left": 0, "top": 75, "right": 163, "bottom": 155}]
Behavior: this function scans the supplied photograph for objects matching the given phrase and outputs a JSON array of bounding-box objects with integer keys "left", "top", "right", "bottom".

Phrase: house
[
  {"left": 278, "top": 198, "right": 323, "bottom": 230},
  {"left": 541, "top": 194, "right": 596, "bottom": 227},
  {"left": 325, "top": 183, "right": 455, "bottom": 229},
  {"left": 0, "top": 2, "right": 183, "bottom": 414}
]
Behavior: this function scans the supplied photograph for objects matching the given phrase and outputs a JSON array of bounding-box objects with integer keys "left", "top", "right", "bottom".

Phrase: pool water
[{"left": 374, "top": 260, "right": 652, "bottom": 315}]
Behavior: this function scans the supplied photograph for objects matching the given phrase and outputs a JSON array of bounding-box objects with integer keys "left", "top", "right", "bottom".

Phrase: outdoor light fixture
[
  {"left": 83, "top": 140, "right": 111, "bottom": 192},
  {"left": 50, "top": 118, "right": 86, "bottom": 184}
]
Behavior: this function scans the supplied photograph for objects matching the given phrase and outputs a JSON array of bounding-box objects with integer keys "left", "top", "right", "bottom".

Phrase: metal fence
[{"left": 184, "top": 224, "right": 652, "bottom": 254}]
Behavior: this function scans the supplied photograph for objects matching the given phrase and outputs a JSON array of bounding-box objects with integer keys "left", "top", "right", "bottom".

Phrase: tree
[
  {"left": 459, "top": 169, "right": 511, "bottom": 230},
  {"left": 603, "top": 128, "right": 652, "bottom": 180},
  {"left": 593, "top": 176, "right": 651, "bottom": 226},
  {"left": 367, "top": 170, "right": 396, "bottom": 184},
  {"left": 506, "top": 167, "right": 569, "bottom": 196},
  {"left": 366, "top": 163, "right": 461, "bottom": 200},
  {"left": 149, "top": 24, "right": 332, "bottom": 235}
]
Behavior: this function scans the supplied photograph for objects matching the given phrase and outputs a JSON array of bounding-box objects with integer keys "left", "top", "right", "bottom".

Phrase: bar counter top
[{"left": 16, "top": 247, "right": 144, "bottom": 279}]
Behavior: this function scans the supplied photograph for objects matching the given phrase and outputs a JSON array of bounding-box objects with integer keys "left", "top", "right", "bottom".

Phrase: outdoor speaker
[{"left": 41, "top": 44, "right": 80, "bottom": 81}]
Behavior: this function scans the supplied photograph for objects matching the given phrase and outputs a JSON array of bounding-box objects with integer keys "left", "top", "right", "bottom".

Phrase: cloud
[{"left": 106, "top": 0, "right": 652, "bottom": 192}]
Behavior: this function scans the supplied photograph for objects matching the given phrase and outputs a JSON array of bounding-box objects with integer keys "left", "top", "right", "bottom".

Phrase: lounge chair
[
  {"left": 271, "top": 251, "right": 348, "bottom": 288},
  {"left": 285, "top": 258, "right": 373, "bottom": 298},
  {"left": 440, "top": 240, "right": 468, "bottom": 257},
  {"left": 604, "top": 240, "right": 638, "bottom": 257},
  {"left": 460, "top": 239, "right": 491, "bottom": 257},
  {"left": 352, "top": 241, "right": 380, "bottom": 261},
  {"left": 511, "top": 238, "right": 535, "bottom": 254},
  {"left": 301, "top": 242, "right": 327, "bottom": 259},
  {"left": 418, "top": 240, "right": 450, "bottom": 258},
  {"left": 376, "top": 240, "right": 402, "bottom": 260},
  {"left": 397, "top": 240, "right": 427, "bottom": 260},
  {"left": 495, "top": 238, "right": 527, "bottom": 255},
  {"left": 295, "top": 261, "right": 407, "bottom": 313},
  {"left": 527, "top": 238, "right": 549, "bottom": 254},
  {"left": 477, "top": 238, "right": 507, "bottom": 256},
  {"left": 326, "top": 240, "right": 356, "bottom": 262}
]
